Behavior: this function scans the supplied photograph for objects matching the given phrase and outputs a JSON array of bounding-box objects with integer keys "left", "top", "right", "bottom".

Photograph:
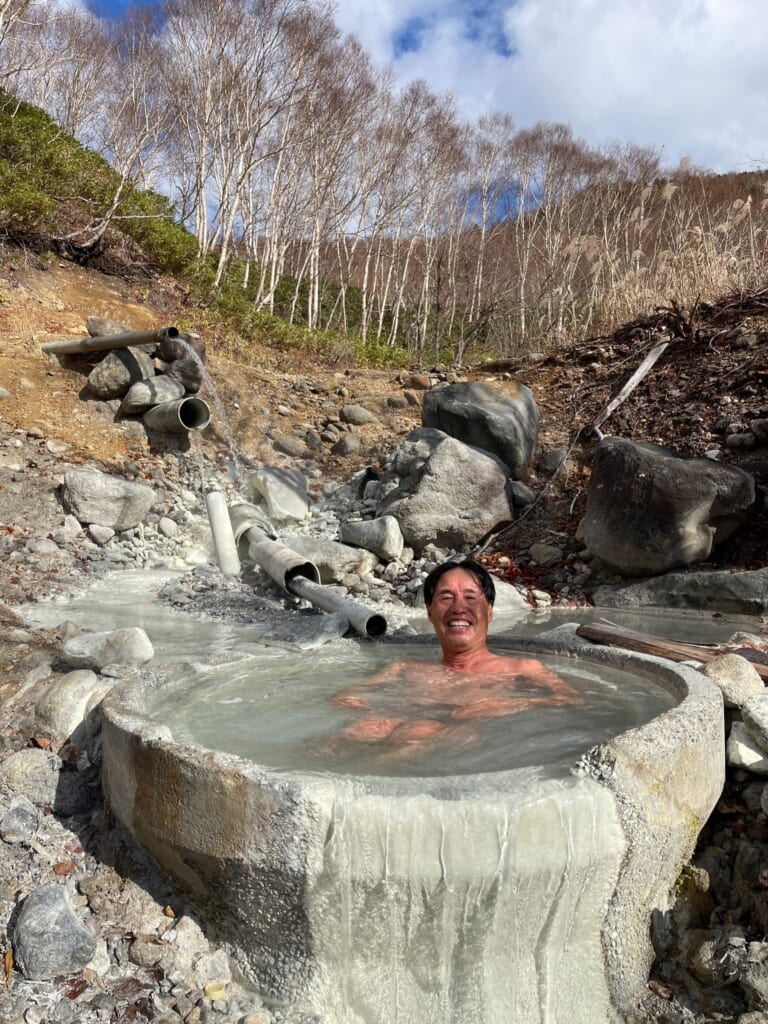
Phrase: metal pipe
[
  {"left": 205, "top": 491, "right": 240, "bottom": 576},
  {"left": 228, "top": 501, "right": 386, "bottom": 637},
  {"left": 247, "top": 535, "right": 321, "bottom": 590},
  {"left": 228, "top": 502, "right": 276, "bottom": 546},
  {"left": 287, "top": 575, "right": 388, "bottom": 638},
  {"left": 41, "top": 326, "right": 179, "bottom": 356},
  {"left": 143, "top": 397, "right": 211, "bottom": 434}
]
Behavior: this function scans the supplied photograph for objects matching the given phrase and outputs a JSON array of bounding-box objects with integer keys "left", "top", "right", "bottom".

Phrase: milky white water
[{"left": 148, "top": 643, "right": 676, "bottom": 777}]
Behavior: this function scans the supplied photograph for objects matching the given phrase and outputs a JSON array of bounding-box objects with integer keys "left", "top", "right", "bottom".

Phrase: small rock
[
  {"left": 742, "top": 694, "right": 768, "bottom": 754},
  {"left": 271, "top": 435, "right": 309, "bottom": 459},
  {"left": 340, "top": 404, "right": 375, "bottom": 425},
  {"left": 158, "top": 516, "right": 178, "bottom": 538},
  {"left": 704, "top": 654, "right": 765, "bottom": 708},
  {"left": 0, "top": 795, "right": 39, "bottom": 843},
  {"left": 727, "top": 721, "right": 768, "bottom": 774},
  {"left": 528, "top": 543, "right": 564, "bottom": 566},
  {"left": 45, "top": 439, "right": 71, "bottom": 456},
  {"left": 331, "top": 434, "right": 361, "bottom": 456},
  {"left": 88, "top": 524, "right": 115, "bottom": 546},
  {"left": 339, "top": 516, "right": 404, "bottom": 562},
  {"left": 0, "top": 748, "right": 61, "bottom": 808},
  {"left": 12, "top": 884, "right": 97, "bottom": 980}
]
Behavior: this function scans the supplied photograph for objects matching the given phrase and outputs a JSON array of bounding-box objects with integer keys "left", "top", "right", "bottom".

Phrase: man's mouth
[{"left": 447, "top": 618, "right": 472, "bottom": 630}]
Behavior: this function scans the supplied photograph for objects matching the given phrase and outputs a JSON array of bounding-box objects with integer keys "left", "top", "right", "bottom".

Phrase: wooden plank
[
  {"left": 576, "top": 622, "right": 768, "bottom": 682},
  {"left": 591, "top": 340, "right": 669, "bottom": 435}
]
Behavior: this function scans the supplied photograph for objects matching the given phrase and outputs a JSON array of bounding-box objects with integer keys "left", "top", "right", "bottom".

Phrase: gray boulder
[
  {"left": 85, "top": 347, "right": 156, "bottom": 400},
  {"left": 86, "top": 316, "right": 135, "bottom": 338},
  {"left": 282, "top": 534, "right": 378, "bottom": 583},
  {"left": 62, "top": 469, "right": 155, "bottom": 531},
  {"left": 166, "top": 356, "right": 204, "bottom": 393},
  {"left": 35, "top": 669, "right": 111, "bottom": 741},
  {"left": 592, "top": 567, "right": 768, "bottom": 615},
  {"left": 13, "top": 884, "right": 97, "bottom": 980},
  {"left": 377, "top": 428, "right": 514, "bottom": 554},
  {"left": 742, "top": 694, "right": 768, "bottom": 752},
  {"left": 703, "top": 654, "right": 765, "bottom": 709},
  {"left": 121, "top": 375, "right": 186, "bottom": 414},
  {"left": 0, "top": 748, "right": 95, "bottom": 815},
  {"left": 331, "top": 434, "right": 361, "bottom": 457},
  {"left": 156, "top": 330, "right": 206, "bottom": 365},
  {"left": 249, "top": 468, "right": 311, "bottom": 525},
  {"left": 581, "top": 437, "right": 755, "bottom": 576},
  {"left": 727, "top": 721, "right": 768, "bottom": 773},
  {"left": 340, "top": 516, "right": 404, "bottom": 562},
  {"left": 422, "top": 381, "right": 539, "bottom": 479},
  {"left": 62, "top": 627, "right": 154, "bottom": 670}
]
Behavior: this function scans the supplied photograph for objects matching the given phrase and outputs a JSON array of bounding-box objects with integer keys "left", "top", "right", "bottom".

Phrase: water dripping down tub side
[
  {"left": 301, "top": 775, "right": 626, "bottom": 1024},
  {"left": 507, "top": 628, "right": 726, "bottom": 1018},
  {"left": 99, "top": 629, "right": 726, "bottom": 1024}
]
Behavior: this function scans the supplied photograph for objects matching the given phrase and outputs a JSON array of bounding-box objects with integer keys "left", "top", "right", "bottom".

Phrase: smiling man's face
[{"left": 426, "top": 567, "right": 493, "bottom": 655}]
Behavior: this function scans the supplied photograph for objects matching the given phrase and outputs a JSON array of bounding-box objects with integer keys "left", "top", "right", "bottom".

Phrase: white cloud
[{"left": 333, "top": 0, "right": 768, "bottom": 172}]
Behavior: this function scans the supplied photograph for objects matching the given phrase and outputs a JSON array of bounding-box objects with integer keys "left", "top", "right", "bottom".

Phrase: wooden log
[{"left": 575, "top": 622, "right": 768, "bottom": 682}]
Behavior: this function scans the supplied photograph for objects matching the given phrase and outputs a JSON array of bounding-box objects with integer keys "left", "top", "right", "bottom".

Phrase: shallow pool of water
[{"left": 149, "top": 643, "right": 677, "bottom": 778}]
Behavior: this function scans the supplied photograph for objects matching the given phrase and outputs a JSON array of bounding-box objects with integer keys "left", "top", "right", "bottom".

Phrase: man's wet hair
[{"left": 423, "top": 559, "right": 496, "bottom": 607}]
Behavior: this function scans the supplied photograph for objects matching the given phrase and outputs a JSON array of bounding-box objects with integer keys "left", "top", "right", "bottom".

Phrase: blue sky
[
  {"left": 87, "top": 0, "right": 140, "bottom": 15},
  {"left": 84, "top": 0, "right": 768, "bottom": 173}
]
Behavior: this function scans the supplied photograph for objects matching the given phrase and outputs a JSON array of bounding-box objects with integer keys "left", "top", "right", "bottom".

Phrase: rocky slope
[{"left": 2, "top": 251, "right": 768, "bottom": 1024}]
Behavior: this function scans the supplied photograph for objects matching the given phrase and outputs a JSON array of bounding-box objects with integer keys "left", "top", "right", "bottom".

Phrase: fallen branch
[{"left": 590, "top": 339, "right": 669, "bottom": 437}]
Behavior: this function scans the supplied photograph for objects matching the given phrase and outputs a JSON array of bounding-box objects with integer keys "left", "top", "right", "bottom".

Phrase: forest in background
[{"left": 1, "top": 0, "right": 767, "bottom": 366}]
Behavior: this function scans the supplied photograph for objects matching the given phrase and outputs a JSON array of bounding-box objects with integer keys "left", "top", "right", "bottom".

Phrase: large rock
[
  {"left": 62, "top": 627, "right": 154, "bottom": 670},
  {"left": 85, "top": 347, "right": 156, "bottom": 400},
  {"left": 592, "top": 567, "right": 768, "bottom": 615},
  {"left": 35, "top": 669, "right": 112, "bottom": 741},
  {"left": 281, "top": 534, "right": 378, "bottom": 583},
  {"left": 581, "top": 437, "right": 755, "bottom": 576},
  {"left": 377, "top": 428, "right": 515, "bottom": 554},
  {"left": 249, "top": 468, "right": 311, "bottom": 525},
  {"left": 121, "top": 375, "right": 186, "bottom": 414},
  {"left": 340, "top": 516, "right": 404, "bottom": 562},
  {"left": 62, "top": 469, "right": 155, "bottom": 531},
  {"left": 166, "top": 356, "right": 204, "bottom": 393},
  {"left": 422, "top": 381, "right": 539, "bottom": 479}
]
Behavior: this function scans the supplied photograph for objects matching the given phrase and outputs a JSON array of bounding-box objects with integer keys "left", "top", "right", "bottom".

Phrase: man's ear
[
  {"left": 426, "top": 603, "right": 433, "bottom": 622},
  {"left": 488, "top": 603, "right": 494, "bottom": 623}
]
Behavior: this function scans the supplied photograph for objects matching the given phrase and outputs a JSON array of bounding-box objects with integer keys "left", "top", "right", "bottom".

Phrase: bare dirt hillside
[{"left": 1, "top": 252, "right": 767, "bottom": 587}]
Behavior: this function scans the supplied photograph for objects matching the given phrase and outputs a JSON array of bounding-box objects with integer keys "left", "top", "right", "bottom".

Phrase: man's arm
[
  {"left": 331, "top": 660, "right": 412, "bottom": 711},
  {"left": 508, "top": 657, "right": 581, "bottom": 706}
]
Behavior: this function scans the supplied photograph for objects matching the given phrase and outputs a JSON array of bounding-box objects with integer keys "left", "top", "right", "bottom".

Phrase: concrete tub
[{"left": 100, "top": 627, "right": 724, "bottom": 1024}]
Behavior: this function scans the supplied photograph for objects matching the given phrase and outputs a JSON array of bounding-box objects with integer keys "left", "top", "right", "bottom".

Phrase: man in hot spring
[{"left": 332, "top": 559, "right": 579, "bottom": 748}]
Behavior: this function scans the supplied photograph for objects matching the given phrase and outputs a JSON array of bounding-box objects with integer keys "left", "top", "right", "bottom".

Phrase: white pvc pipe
[{"left": 205, "top": 491, "right": 241, "bottom": 576}]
